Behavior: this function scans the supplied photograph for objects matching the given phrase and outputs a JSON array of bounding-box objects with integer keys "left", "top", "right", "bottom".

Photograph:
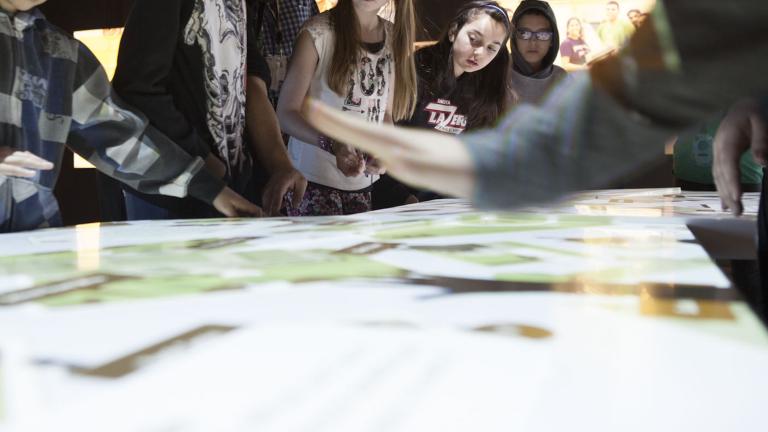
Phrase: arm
[
  {"left": 363, "top": 73, "right": 397, "bottom": 176},
  {"left": 68, "top": 44, "right": 261, "bottom": 217},
  {"left": 303, "top": 99, "right": 475, "bottom": 198},
  {"left": 246, "top": 75, "right": 307, "bottom": 215},
  {"left": 277, "top": 30, "right": 321, "bottom": 146}
]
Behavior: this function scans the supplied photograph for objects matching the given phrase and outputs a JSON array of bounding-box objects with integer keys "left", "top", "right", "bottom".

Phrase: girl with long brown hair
[{"left": 277, "top": 0, "right": 417, "bottom": 216}]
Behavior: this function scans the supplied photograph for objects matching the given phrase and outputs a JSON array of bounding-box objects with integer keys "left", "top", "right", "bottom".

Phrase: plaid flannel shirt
[
  {"left": 259, "top": 0, "right": 318, "bottom": 58},
  {"left": 257, "top": 0, "right": 318, "bottom": 101},
  {"left": 0, "top": 8, "right": 224, "bottom": 233}
]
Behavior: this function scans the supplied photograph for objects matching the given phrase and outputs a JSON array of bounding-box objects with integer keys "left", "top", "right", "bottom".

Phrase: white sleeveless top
[{"left": 288, "top": 13, "right": 393, "bottom": 191}]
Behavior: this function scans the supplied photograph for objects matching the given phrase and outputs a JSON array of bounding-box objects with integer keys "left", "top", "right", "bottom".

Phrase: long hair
[
  {"left": 566, "top": 17, "right": 583, "bottom": 40},
  {"left": 417, "top": 1, "right": 512, "bottom": 129},
  {"left": 328, "top": 0, "right": 417, "bottom": 121}
]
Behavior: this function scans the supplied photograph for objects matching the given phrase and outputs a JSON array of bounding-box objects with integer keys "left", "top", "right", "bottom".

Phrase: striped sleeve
[{"left": 65, "top": 42, "right": 224, "bottom": 205}]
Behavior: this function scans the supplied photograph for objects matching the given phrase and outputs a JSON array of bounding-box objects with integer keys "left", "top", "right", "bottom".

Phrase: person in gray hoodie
[{"left": 509, "top": 0, "right": 568, "bottom": 104}]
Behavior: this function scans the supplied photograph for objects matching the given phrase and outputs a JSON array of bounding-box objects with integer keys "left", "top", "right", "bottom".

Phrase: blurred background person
[
  {"left": 559, "top": 17, "right": 590, "bottom": 71},
  {"left": 597, "top": 1, "right": 634, "bottom": 50},
  {"left": 627, "top": 8, "right": 642, "bottom": 29}
]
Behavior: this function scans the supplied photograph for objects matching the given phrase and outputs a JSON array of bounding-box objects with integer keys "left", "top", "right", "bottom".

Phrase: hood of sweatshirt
[{"left": 511, "top": 0, "right": 560, "bottom": 78}]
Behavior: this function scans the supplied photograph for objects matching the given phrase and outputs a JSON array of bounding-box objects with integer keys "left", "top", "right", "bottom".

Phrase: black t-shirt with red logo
[
  {"left": 406, "top": 96, "right": 469, "bottom": 135},
  {"left": 398, "top": 47, "right": 473, "bottom": 136}
]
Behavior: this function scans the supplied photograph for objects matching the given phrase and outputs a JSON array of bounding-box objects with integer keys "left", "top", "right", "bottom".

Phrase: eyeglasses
[{"left": 515, "top": 29, "right": 554, "bottom": 41}]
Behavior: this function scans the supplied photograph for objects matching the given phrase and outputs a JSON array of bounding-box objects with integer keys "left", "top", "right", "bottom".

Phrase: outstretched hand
[
  {"left": 0, "top": 149, "right": 54, "bottom": 177},
  {"left": 712, "top": 99, "right": 768, "bottom": 216},
  {"left": 303, "top": 100, "right": 475, "bottom": 198},
  {"left": 212, "top": 187, "right": 264, "bottom": 218}
]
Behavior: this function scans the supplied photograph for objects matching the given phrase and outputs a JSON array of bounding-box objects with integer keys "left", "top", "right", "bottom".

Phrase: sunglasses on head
[{"left": 515, "top": 29, "right": 553, "bottom": 41}]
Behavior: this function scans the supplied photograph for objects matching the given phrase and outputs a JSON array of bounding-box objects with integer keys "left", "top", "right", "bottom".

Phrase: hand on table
[
  {"left": 712, "top": 99, "right": 768, "bottom": 216},
  {"left": 212, "top": 187, "right": 264, "bottom": 218}
]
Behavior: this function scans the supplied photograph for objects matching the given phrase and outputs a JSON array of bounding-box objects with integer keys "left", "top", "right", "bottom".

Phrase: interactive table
[{"left": 0, "top": 189, "right": 765, "bottom": 431}]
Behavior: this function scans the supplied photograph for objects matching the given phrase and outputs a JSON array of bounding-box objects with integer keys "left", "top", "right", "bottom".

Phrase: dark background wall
[
  {"left": 39, "top": 0, "right": 135, "bottom": 33},
  {"left": 415, "top": 0, "right": 466, "bottom": 40}
]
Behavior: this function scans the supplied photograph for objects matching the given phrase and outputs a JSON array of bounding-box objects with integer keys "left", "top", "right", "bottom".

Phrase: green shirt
[
  {"left": 597, "top": 20, "right": 634, "bottom": 49},
  {"left": 674, "top": 115, "right": 764, "bottom": 185}
]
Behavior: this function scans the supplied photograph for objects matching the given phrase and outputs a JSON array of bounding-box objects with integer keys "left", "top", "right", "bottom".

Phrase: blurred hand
[
  {"left": 262, "top": 167, "right": 308, "bottom": 216},
  {"left": 712, "top": 99, "right": 768, "bottom": 216},
  {"left": 204, "top": 153, "right": 227, "bottom": 179},
  {"left": 212, "top": 187, "right": 264, "bottom": 218},
  {"left": 0, "top": 149, "right": 54, "bottom": 177},
  {"left": 334, "top": 142, "right": 365, "bottom": 177},
  {"left": 303, "top": 99, "right": 475, "bottom": 198}
]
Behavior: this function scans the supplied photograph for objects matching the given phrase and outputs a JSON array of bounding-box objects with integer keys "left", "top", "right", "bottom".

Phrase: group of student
[
  {"left": 1, "top": 0, "right": 576, "bottom": 231},
  {"left": 292, "top": 0, "right": 767, "bottom": 319},
  {"left": 2, "top": 0, "right": 767, "bottom": 315}
]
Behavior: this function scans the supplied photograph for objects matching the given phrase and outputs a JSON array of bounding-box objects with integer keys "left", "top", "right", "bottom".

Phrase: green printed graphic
[{"left": 374, "top": 214, "right": 608, "bottom": 240}]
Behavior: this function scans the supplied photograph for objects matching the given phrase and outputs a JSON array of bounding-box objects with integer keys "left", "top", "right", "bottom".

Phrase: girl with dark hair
[
  {"left": 374, "top": 1, "right": 513, "bottom": 207},
  {"left": 404, "top": 1, "right": 513, "bottom": 133}
]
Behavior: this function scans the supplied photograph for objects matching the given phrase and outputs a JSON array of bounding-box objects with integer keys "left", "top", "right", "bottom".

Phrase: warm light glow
[
  {"left": 73, "top": 28, "right": 125, "bottom": 170},
  {"left": 73, "top": 154, "right": 94, "bottom": 169},
  {"left": 74, "top": 28, "right": 124, "bottom": 81},
  {"left": 316, "top": 0, "right": 338, "bottom": 12},
  {"left": 75, "top": 223, "right": 102, "bottom": 271}
]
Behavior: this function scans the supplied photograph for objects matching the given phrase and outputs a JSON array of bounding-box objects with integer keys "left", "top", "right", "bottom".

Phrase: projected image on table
[{"left": 0, "top": 193, "right": 731, "bottom": 308}]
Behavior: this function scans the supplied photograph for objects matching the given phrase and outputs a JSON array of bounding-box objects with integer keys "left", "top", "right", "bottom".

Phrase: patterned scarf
[{"left": 183, "top": 0, "right": 248, "bottom": 173}]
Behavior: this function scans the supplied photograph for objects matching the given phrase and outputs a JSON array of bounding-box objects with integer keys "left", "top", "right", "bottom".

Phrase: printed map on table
[{"left": 0, "top": 191, "right": 732, "bottom": 308}]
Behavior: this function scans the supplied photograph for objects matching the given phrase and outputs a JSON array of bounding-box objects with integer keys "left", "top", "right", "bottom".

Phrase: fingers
[
  {"left": 234, "top": 200, "right": 264, "bottom": 218},
  {"left": 0, "top": 151, "right": 54, "bottom": 177},
  {"left": 0, "top": 164, "right": 37, "bottom": 177},
  {"left": 213, "top": 187, "right": 263, "bottom": 218},
  {"left": 712, "top": 113, "right": 748, "bottom": 216},
  {"left": 6, "top": 151, "right": 54, "bottom": 169},
  {"left": 749, "top": 110, "right": 768, "bottom": 166},
  {"left": 714, "top": 165, "right": 743, "bottom": 215},
  {"left": 292, "top": 177, "right": 308, "bottom": 208},
  {"left": 261, "top": 180, "right": 284, "bottom": 217}
]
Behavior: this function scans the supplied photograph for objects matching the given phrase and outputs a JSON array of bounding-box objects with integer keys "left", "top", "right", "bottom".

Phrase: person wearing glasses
[{"left": 509, "top": 0, "right": 568, "bottom": 104}]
